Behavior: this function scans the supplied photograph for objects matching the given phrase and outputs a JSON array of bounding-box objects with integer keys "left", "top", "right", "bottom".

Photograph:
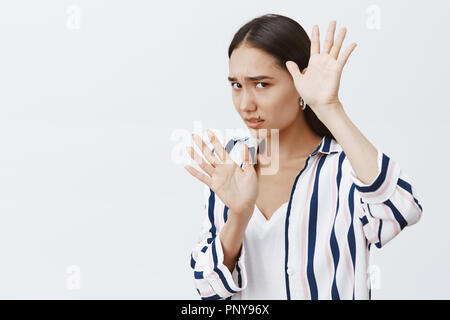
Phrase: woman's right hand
[{"left": 184, "top": 129, "right": 258, "bottom": 220}]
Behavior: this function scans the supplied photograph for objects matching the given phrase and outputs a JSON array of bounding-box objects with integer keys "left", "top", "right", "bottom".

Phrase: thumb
[
  {"left": 285, "top": 61, "right": 303, "bottom": 80},
  {"left": 241, "top": 143, "right": 252, "bottom": 170}
]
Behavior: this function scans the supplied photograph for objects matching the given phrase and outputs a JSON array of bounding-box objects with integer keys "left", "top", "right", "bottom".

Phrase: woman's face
[{"left": 228, "top": 44, "right": 301, "bottom": 138}]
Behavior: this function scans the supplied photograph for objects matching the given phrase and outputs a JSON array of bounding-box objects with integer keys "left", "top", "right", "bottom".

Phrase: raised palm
[
  {"left": 285, "top": 20, "right": 357, "bottom": 115},
  {"left": 184, "top": 129, "right": 258, "bottom": 217}
]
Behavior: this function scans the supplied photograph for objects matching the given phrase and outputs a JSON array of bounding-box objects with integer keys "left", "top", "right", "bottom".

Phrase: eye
[
  {"left": 256, "top": 82, "right": 269, "bottom": 88},
  {"left": 230, "top": 82, "right": 269, "bottom": 90},
  {"left": 231, "top": 82, "right": 241, "bottom": 89}
]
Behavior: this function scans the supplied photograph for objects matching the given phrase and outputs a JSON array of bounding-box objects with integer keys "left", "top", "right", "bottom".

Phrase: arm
[
  {"left": 317, "top": 102, "right": 379, "bottom": 186},
  {"left": 186, "top": 135, "right": 256, "bottom": 299},
  {"left": 347, "top": 148, "right": 423, "bottom": 248},
  {"left": 190, "top": 188, "right": 250, "bottom": 300},
  {"left": 321, "top": 103, "right": 423, "bottom": 248},
  {"left": 221, "top": 209, "right": 251, "bottom": 273},
  {"left": 285, "top": 20, "right": 422, "bottom": 248}
]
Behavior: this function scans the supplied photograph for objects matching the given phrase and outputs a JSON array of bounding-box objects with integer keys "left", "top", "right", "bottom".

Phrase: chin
[{"left": 247, "top": 127, "right": 274, "bottom": 139}]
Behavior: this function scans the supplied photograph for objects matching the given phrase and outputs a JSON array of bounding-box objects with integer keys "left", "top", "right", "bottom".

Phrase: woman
[{"left": 184, "top": 14, "right": 423, "bottom": 300}]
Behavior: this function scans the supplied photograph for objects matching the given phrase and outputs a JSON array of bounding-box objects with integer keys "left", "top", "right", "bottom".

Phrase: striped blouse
[{"left": 189, "top": 135, "right": 423, "bottom": 300}]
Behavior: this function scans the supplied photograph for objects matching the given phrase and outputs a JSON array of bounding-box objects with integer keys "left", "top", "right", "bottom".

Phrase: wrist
[
  {"left": 228, "top": 208, "right": 253, "bottom": 224},
  {"left": 315, "top": 101, "right": 344, "bottom": 126}
]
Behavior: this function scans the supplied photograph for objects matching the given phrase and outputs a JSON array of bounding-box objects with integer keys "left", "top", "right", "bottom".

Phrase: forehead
[{"left": 229, "top": 45, "right": 282, "bottom": 78}]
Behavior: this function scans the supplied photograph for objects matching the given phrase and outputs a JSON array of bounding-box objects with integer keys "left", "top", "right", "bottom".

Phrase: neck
[{"left": 256, "top": 113, "right": 323, "bottom": 164}]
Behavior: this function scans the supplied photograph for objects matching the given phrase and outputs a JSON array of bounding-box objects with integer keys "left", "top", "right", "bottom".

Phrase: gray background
[{"left": 0, "top": 0, "right": 447, "bottom": 299}]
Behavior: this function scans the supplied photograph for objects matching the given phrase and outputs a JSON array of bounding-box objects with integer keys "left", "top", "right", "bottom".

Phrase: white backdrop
[{"left": 0, "top": 0, "right": 447, "bottom": 299}]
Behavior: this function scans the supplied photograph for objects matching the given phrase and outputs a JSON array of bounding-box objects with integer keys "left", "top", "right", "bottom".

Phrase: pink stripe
[
  {"left": 197, "top": 282, "right": 218, "bottom": 297},
  {"left": 208, "top": 238, "right": 233, "bottom": 297},
  {"left": 300, "top": 155, "right": 321, "bottom": 299},
  {"left": 366, "top": 203, "right": 380, "bottom": 244},
  {"left": 363, "top": 221, "right": 370, "bottom": 296},
  {"left": 329, "top": 139, "right": 337, "bottom": 153},
  {"left": 363, "top": 160, "right": 397, "bottom": 199},
  {"left": 343, "top": 177, "right": 355, "bottom": 292},
  {"left": 381, "top": 202, "right": 401, "bottom": 237},
  {"left": 330, "top": 139, "right": 342, "bottom": 153},
  {"left": 193, "top": 248, "right": 199, "bottom": 260},
  {"left": 371, "top": 214, "right": 380, "bottom": 245},
  {"left": 236, "top": 260, "right": 244, "bottom": 299},
  {"left": 359, "top": 205, "right": 370, "bottom": 297},
  {"left": 325, "top": 154, "right": 339, "bottom": 299},
  {"left": 397, "top": 187, "right": 423, "bottom": 219},
  {"left": 192, "top": 204, "right": 209, "bottom": 262},
  {"left": 358, "top": 187, "right": 371, "bottom": 297},
  {"left": 210, "top": 205, "right": 233, "bottom": 295}
]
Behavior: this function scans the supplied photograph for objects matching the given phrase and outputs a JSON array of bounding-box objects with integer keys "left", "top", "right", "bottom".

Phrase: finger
[
  {"left": 329, "top": 27, "right": 347, "bottom": 60},
  {"left": 285, "top": 60, "right": 303, "bottom": 81},
  {"left": 241, "top": 143, "right": 249, "bottom": 164},
  {"left": 240, "top": 144, "right": 248, "bottom": 171},
  {"left": 337, "top": 42, "right": 357, "bottom": 69},
  {"left": 322, "top": 20, "right": 336, "bottom": 54},
  {"left": 311, "top": 24, "right": 320, "bottom": 55},
  {"left": 192, "top": 133, "right": 221, "bottom": 168},
  {"left": 184, "top": 165, "right": 212, "bottom": 188},
  {"left": 186, "top": 146, "right": 215, "bottom": 176},
  {"left": 206, "top": 129, "right": 233, "bottom": 164},
  {"left": 240, "top": 143, "right": 253, "bottom": 169}
]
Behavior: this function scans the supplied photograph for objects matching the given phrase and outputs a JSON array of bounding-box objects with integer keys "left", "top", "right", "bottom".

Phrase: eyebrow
[{"left": 227, "top": 75, "right": 275, "bottom": 82}]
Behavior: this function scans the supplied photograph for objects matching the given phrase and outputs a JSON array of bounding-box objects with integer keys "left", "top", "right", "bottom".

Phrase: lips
[
  {"left": 245, "top": 117, "right": 264, "bottom": 123},
  {"left": 245, "top": 117, "right": 264, "bottom": 128}
]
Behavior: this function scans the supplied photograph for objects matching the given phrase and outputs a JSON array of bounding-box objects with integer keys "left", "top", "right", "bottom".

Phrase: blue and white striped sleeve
[
  {"left": 349, "top": 148, "right": 423, "bottom": 249},
  {"left": 189, "top": 139, "right": 248, "bottom": 300},
  {"left": 189, "top": 186, "right": 247, "bottom": 300}
]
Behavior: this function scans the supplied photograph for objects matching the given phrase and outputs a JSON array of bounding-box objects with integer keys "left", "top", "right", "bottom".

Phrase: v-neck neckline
[{"left": 254, "top": 201, "right": 289, "bottom": 224}]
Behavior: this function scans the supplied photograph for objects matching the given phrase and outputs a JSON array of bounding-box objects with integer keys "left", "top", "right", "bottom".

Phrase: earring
[{"left": 300, "top": 98, "right": 306, "bottom": 110}]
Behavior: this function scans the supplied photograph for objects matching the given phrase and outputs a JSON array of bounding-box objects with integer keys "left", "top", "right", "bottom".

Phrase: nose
[{"left": 239, "top": 88, "right": 257, "bottom": 113}]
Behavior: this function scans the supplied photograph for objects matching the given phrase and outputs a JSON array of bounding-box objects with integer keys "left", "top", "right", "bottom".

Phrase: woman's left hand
[{"left": 285, "top": 20, "right": 357, "bottom": 119}]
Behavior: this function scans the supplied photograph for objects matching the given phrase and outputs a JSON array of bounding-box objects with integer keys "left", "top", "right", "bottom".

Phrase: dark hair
[{"left": 228, "top": 13, "right": 335, "bottom": 140}]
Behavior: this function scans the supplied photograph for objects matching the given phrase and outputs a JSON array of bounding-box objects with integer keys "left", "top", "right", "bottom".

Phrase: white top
[
  {"left": 190, "top": 135, "right": 423, "bottom": 300},
  {"left": 236, "top": 201, "right": 289, "bottom": 300}
]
